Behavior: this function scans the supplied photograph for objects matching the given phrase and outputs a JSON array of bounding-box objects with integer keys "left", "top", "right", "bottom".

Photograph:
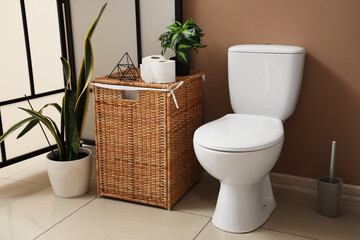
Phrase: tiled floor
[{"left": 1, "top": 147, "right": 360, "bottom": 240}]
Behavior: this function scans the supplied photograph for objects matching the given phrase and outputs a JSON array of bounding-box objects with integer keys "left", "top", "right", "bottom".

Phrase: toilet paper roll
[
  {"left": 140, "top": 63, "right": 153, "bottom": 83},
  {"left": 151, "top": 60, "right": 175, "bottom": 83},
  {"left": 142, "top": 55, "right": 166, "bottom": 64},
  {"left": 141, "top": 55, "right": 167, "bottom": 83},
  {"left": 141, "top": 56, "right": 175, "bottom": 83}
]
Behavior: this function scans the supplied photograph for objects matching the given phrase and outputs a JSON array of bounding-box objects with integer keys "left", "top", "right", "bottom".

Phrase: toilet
[{"left": 193, "top": 44, "right": 305, "bottom": 233}]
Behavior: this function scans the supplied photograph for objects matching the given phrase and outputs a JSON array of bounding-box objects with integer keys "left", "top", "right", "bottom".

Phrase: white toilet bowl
[
  {"left": 193, "top": 44, "right": 305, "bottom": 233},
  {"left": 193, "top": 114, "right": 284, "bottom": 233}
]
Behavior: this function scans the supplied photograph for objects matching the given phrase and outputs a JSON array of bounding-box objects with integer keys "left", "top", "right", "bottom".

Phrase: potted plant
[
  {"left": 0, "top": 3, "right": 107, "bottom": 198},
  {"left": 158, "top": 19, "right": 207, "bottom": 76}
]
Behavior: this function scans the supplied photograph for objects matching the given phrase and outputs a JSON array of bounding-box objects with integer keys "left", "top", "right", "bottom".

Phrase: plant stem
[{"left": 24, "top": 95, "right": 55, "bottom": 159}]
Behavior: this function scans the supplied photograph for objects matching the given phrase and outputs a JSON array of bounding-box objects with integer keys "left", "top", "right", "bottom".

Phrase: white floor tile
[
  {"left": 1, "top": 155, "right": 360, "bottom": 240},
  {"left": 173, "top": 174, "right": 219, "bottom": 217},
  {"left": 0, "top": 179, "right": 96, "bottom": 240},
  {"left": 196, "top": 223, "right": 313, "bottom": 240},
  {"left": 8, "top": 159, "right": 50, "bottom": 186},
  {"left": 6, "top": 146, "right": 98, "bottom": 194},
  {"left": 263, "top": 187, "right": 360, "bottom": 240},
  {"left": 37, "top": 198, "right": 211, "bottom": 240},
  {"left": 0, "top": 154, "right": 43, "bottom": 178}
]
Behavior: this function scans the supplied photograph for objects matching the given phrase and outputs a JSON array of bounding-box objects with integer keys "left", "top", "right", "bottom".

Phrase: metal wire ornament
[{"left": 108, "top": 52, "right": 140, "bottom": 81}]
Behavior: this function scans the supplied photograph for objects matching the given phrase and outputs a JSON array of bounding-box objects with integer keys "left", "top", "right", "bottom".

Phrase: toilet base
[{"left": 212, "top": 174, "right": 276, "bottom": 233}]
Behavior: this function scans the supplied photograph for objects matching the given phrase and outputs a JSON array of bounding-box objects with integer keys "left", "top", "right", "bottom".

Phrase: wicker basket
[{"left": 92, "top": 70, "right": 204, "bottom": 209}]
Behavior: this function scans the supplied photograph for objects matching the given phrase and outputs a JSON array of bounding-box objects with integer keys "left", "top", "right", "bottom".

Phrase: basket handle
[
  {"left": 167, "top": 81, "right": 184, "bottom": 108},
  {"left": 92, "top": 81, "right": 185, "bottom": 109}
]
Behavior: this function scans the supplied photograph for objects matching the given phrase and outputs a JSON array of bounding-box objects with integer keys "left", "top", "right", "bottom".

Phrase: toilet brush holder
[{"left": 317, "top": 177, "right": 342, "bottom": 218}]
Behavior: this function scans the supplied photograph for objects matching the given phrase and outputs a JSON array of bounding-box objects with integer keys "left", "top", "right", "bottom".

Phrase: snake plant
[
  {"left": 159, "top": 19, "right": 207, "bottom": 64},
  {"left": 0, "top": 3, "right": 107, "bottom": 161}
]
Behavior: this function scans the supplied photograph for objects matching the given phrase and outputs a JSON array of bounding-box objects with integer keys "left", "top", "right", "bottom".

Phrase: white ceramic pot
[{"left": 47, "top": 147, "right": 92, "bottom": 198}]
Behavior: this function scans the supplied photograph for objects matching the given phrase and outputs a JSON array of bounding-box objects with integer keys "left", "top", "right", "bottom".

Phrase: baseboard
[{"left": 270, "top": 172, "right": 360, "bottom": 203}]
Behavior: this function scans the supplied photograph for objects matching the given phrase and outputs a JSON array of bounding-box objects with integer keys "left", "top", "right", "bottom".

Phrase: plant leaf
[
  {"left": 161, "top": 38, "right": 171, "bottom": 49},
  {"left": 176, "top": 50, "right": 190, "bottom": 64},
  {"left": 85, "top": 3, "right": 107, "bottom": 40},
  {"left": 46, "top": 117, "right": 61, "bottom": 143},
  {"left": 64, "top": 91, "right": 79, "bottom": 160},
  {"left": 174, "top": 20, "right": 182, "bottom": 26},
  {"left": 158, "top": 32, "right": 170, "bottom": 41},
  {"left": 191, "top": 23, "right": 202, "bottom": 32},
  {"left": 62, "top": 89, "right": 70, "bottom": 159},
  {"left": 167, "top": 23, "right": 178, "bottom": 32},
  {"left": 19, "top": 108, "right": 63, "bottom": 160},
  {"left": 0, "top": 117, "right": 36, "bottom": 143},
  {"left": 71, "top": 2, "right": 107, "bottom": 141},
  {"left": 181, "top": 21, "right": 188, "bottom": 30},
  {"left": 74, "top": 38, "right": 93, "bottom": 138},
  {"left": 185, "top": 37, "right": 198, "bottom": 44},
  {"left": 191, "top": 35, "right": 201, "bottom": 43},
  {"left": 161, "top": 48, "right": 167, "bottom": 56},
  {"left": 170, "top": 33, "right": 181, "bottom": 48},
  {"left": 17, "top": 118, "right": 38, "bottom": 139},
  {"left": 39, "top": 103, "right": 62, "bottom": 114},
  {"left": 60, "top": 89, "right": 67, "bottom": 151},
  {"left": 75, "top": 38, "right": 93, "bottom": 111},
  {"left": 159, "top": 18, "right": 206, "bottom": 62},
  {"left": 161, "top": 41, "right": 173, "bottom": 55},
  {"left": 60, "top": 57, "right": 71, "bottom": 89},
  {"left": 71, "top": 122, "right": 80, "bottom": 159},
  {"left": 182, "top": 28, "right": 195, "bottom": 38},
  {"left": 178, "top": 43, "right": 192, "bottom": 51}
]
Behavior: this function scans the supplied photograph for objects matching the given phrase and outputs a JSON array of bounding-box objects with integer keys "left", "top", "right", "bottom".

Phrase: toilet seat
[{"left": 193, "top": 114, "right": 284, "bottom": 152}]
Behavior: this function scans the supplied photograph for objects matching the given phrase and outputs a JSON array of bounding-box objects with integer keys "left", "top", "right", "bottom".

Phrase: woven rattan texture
[
  {"left": 92, "top": 68, "right": 204, "bottom": 89},
  {"left": 93, "top": 71, "right": 204, "bottom": 209}
]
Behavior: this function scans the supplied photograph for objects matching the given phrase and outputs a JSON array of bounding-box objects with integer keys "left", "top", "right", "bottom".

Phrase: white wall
[
  {"left": 70, "top": 0, "right": 138, "bottom": 79},
  {"left": 80, "top": 0, "right": 176, "bottom": 141},
  {"left": 140, "top": 0, "right": 175, "bottom": 59},
  {"left": 70, "top": 0, "right": 138, "bottom": 141}
]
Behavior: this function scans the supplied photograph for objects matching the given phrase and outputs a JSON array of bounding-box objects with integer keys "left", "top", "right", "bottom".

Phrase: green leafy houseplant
[
  {"left": 0, "top": 3, "right": 107, "bottom": 161},
  {"left": 158, "top": 19, "right": 207, "bottom": 65}
]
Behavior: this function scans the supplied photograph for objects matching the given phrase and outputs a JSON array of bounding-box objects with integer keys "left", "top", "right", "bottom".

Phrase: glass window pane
[
  {"left": 0, "top": 0, "right": 31, "bottom": 102},
  {"left": 25, "top": 0, "right": 64, "bottom": 94},
  {"left": 1, "top": 93, "right": 63, "bottom": 159}
]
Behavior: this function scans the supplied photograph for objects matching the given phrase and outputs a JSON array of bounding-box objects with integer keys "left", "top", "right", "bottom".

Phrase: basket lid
[{"left": 91, "top": 70, "right": 205, "bottom": 90}]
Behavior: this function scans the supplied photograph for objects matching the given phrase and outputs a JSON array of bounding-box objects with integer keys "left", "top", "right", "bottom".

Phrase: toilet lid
[{"left": 194, "top": 114, "right": 284, "bottom": 152}]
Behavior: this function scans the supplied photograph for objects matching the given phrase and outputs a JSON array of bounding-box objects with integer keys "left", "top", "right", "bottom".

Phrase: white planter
[{"left": 47, "top": 147, "right": 92, "bottom": 198}]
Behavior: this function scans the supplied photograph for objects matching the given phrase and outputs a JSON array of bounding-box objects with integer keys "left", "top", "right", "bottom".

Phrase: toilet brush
[
  {"left": 329, "top": 141, "right": 336, "bottom": 183},
  {"left": 317, "top": 140, "right": 342, "bottom": 217}
]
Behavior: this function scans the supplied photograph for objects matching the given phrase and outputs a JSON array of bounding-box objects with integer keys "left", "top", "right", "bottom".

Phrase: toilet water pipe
[{"left": 329, "top": 141, "right": 336, "bottom": 183}]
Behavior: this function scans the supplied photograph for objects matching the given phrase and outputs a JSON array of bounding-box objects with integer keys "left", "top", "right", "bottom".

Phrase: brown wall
[{"left": 183, "top": 0, "right": 360, "bottom": 185}]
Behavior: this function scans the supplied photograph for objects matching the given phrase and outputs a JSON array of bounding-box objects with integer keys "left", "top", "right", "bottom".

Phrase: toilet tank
[{"left": 228, "top": 44, "right": 305, "bottom": 121}]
